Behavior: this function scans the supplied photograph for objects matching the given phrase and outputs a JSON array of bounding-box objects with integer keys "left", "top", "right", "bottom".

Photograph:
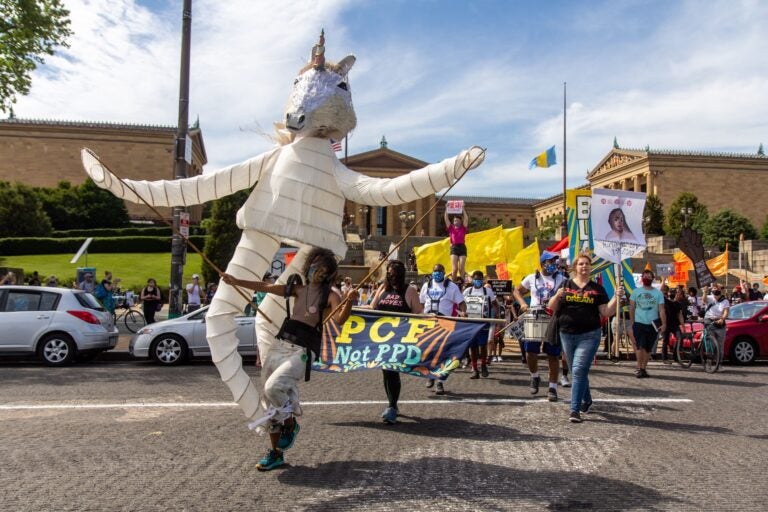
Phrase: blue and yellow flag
[
  {"left": 316, "top": 310, "right": 487, "bottom": 380},
  {"left": 529, "top": 145, "right": 557, "bottom": 169}
]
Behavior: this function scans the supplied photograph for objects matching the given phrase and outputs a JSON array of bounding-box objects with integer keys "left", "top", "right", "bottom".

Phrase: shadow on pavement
[
  {"left": 637, "top": 372, "right": 767, "bottom": 388},
  {"left": 595, "top": 408, "right": 734, "bottom": 435},
  {"left": 592, "top": 386, "right": 684, "bottom": 398},
  {"left": 328, "top": 416, "right": 561, "bottom": 443},
  {"left": 278, "top": 457, "right": 680, "bottom": 511}
]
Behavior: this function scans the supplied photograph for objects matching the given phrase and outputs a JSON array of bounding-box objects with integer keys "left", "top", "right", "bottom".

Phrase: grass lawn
[{"left": 0, "top": 253, "right": 204, "bottom": 292}]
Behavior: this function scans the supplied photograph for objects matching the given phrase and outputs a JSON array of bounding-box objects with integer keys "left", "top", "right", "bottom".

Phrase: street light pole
[{"left": 169, "top": 0, "right": 192, "bottom": 318}]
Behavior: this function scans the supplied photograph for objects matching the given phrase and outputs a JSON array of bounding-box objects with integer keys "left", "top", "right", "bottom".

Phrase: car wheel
[
  {"left": 729, "top": 337, "right": 757, "bottom": 365},
  {"left": 38, "top": 333, "right": 75, "bottom": 366},
  {"left": 150, "top": 334, "right": 188, "bottom": 365}
]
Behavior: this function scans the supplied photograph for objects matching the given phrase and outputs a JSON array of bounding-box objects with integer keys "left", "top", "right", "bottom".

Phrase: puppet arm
[
  {"left": 80, "top": 146, "right": 280, "bottom": 206},
  {"left": 335, "top": 146, "right": 485, "bottom": 206}
]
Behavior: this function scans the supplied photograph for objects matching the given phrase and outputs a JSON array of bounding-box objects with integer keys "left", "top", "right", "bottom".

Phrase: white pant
[{"left": 259, "top": 336, "right": 308, "bottom": 432}]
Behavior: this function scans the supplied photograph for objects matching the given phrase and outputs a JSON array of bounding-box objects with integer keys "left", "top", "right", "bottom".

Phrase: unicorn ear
[{"left": 336, "top": 55, "right": 356, "bottom": 76}]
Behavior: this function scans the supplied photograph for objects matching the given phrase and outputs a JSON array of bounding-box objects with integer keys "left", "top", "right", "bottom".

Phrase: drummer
[{"left": 513, "top": 250, "right": 567, "bottom": 402}]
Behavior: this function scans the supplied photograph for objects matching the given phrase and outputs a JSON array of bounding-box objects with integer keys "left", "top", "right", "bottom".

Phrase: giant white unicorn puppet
[{"left": 81, "top": 31, "right": 485, "bottom": 426}]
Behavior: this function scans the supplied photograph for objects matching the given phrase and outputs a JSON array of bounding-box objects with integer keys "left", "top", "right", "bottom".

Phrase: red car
[
  {"left": 669, "top": 301, "right": 768, "bottom": 365},
  {"left": 723, "top": 301, "right": 768, "bottom": 365}
]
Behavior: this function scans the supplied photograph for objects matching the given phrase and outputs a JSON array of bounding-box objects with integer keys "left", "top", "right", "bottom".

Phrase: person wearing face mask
[
  {"left": 370, "top": 260, "right": 423, "bottom": 424},
  {"left": 140, "top": 278, "right": 163, "bottom": 324},
  {"left": 420, "top": 263, "right": 467, "bottom": 395},
  {"left": 513, "top": 250, "right": 566, "bottom": 401},
  {"left": 629, "top": 270, "right": 666, "bottom": 378},
  {"left": 661, "top": 287, "right": 685, "bottom": 364},
  {"left": 221, "top": 247, "right": 358, "bottom": 471},
  {"left": 702, "top": 283, "right": 730, "bottom": 371},
  {"left": 462, "top": 270, "right": 498, "bottom": 379}
]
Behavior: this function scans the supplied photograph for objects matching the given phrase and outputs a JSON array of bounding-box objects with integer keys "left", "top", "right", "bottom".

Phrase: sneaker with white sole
[
  {"left": 256, "top": 449, "right": 284, "bottom": 471},
  {"left": 435, "top": 382, "right": 445, "bottom": 395},
  {"left": 529, "top": 376, "right": 541, "bottom": 395},
  {"left": 547, "top": 387, "right": 558, "bottom": 402},
  {"left": 569, "top": 411, "right": 583, "bottom": 423},
  {"left": 560, "top": 375, "right": 570, "bottom": 387}
]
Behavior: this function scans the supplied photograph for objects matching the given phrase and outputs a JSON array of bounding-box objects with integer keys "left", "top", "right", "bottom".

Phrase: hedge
[
  {"left": 0, "top": 236, "right": 207, "bottom": 256},
  {"left": 50, "top": 226, "right": 206, "bottom": 238}
]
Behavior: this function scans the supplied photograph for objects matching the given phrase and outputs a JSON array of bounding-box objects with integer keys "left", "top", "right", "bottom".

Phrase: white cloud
[{"left": 13, "top": 0, "right": 768, "bottom": 199}]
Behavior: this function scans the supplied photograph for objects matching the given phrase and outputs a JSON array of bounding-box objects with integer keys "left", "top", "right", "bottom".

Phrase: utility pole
[{"left": 169, "top": 0, "right": 192, "bottom": 318}]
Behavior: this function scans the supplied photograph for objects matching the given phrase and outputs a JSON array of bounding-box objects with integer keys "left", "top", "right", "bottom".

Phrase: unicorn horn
[{"left": 311, "top": 29, "right": 326, "bottom": 69}]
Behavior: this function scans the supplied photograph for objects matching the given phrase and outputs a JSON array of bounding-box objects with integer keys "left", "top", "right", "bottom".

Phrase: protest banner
[{"left": 591, "top": 189, "right": 647, "bottom": 263}]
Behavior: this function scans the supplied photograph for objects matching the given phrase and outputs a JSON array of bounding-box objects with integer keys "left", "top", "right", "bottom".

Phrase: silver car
[
  {"left": 130, "top": 305, "right": 258, "bottom": 365},
  {"left": 0, "top": 285, "right": 119, "bottom": 365}
]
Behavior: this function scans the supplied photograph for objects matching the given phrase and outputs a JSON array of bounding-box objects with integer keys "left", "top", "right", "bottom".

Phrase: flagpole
[{"left": 562, "top": 81, "right": 567, "bottom": 222}]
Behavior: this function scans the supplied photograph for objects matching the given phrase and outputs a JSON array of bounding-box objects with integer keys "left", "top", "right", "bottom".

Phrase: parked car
[
  {"left": 130, "top": 305, "right": 257, "bottom": 365},
  {"left": 670, "top": 301, "right": 768, "bottom": 365},
  {"left": 724, "top": 301, "right": 768, "bottom": 365},
  {"left": 0, "top": 286, "right": 119, "bottom": 365}
]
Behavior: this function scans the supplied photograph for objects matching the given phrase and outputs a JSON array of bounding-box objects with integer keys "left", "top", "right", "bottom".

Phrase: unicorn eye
[
  {"left": 293, "top": 79, "right": 299, "bottom": 85},
  {"left": 337, "top": 81, "right": 348, "bottom": 91}
]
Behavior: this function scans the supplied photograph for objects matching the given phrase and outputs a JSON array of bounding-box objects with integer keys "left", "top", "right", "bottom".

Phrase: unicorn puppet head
[{"left": 283, "top": 30, "right": 357, "bottom": 142}]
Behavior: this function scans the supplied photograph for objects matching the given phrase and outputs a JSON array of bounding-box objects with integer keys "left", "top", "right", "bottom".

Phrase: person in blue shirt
[{"left": 629, "top": 270, "right": 666, "bottom": 378}]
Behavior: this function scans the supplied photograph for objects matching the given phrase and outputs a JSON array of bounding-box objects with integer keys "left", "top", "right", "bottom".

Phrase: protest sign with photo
[{"left": 591, "top": 189, "right": 647, "bottom": 263}]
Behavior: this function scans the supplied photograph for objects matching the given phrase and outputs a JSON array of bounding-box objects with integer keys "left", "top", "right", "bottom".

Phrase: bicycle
[
  {"left": 113, "top": 295, "right": 146, "bottom": 333},
  {"left": 675, "top": 319, "right": 720, "bottom": 373}
]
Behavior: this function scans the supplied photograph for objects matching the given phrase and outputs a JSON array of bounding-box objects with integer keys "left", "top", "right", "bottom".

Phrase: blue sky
[{"left": 16, "top": 0, "right": 768, "bottom": 198}]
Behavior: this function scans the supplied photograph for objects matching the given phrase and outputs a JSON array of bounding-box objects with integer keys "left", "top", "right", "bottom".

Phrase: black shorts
[
  {"left": 632, "top": 322, "right": 658, "bottom": 351},
  {"left": 450, "top": 243, "right": 467, "bottom": 257}
]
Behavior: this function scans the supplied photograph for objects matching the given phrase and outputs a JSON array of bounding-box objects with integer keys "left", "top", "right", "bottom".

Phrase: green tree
[
  {"left": 201, "top": 190, "right": 249, "bottom": 284},
  {"left": 468, "top": 216, "right": 492, "bottom": 232},
  {"left": 665, "top": 192, "right": 708, "bottom": 238},
  {"left": 0, "top": 180, "right": 52, "bottom": 236},
  {"left": 34, "top": 180, "right": 86, "bottom": 230},
  {"left": 0, "top": 0, "right": 72, "bottom": 113},
  {"left": 761, "top": 215, "right": 768, "bottom": 240},
  {"left": 643, "top": 194, "right": 665, "bottom": 235},
  {"left": 703, "top": 209, "right": 758, "bottom": 251},
  {"left": 535, "top": 213, "right": 564, "bottom": 240},
  {"left": 76, "top": 179, "right": 129, "bottom": 228}
]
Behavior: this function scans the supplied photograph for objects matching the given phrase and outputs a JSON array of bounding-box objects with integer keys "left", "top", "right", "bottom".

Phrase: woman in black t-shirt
[
  {"left": 370, "top": 260, "right": 423, "bottom": 424},
  {"left": 548, "top": 253, "right": 621, "bottom": 423}
]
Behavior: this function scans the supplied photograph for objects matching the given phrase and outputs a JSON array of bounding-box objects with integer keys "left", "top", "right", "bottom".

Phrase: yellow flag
[
  {"left": 414, "top": 225, "right": 508, "bottom": 275},
  {"left": 503, "top": 227, "right": 524, "bottom": 264},
  {"left": 508, "top": 239, "right": 541, "bottom": 285}
]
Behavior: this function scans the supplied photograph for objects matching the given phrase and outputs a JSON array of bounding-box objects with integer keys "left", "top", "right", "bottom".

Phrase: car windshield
[
  {"left": 728, "top": 302, "right": 766, "bottom": 320},
  {"left": 76, "top": 292, "right": 106, "bottom": 311}
]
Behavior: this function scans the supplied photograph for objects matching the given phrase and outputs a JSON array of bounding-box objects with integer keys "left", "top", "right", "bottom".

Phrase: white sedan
[{"left": 130, "top": 305, "right": 258, "bottom": 365}]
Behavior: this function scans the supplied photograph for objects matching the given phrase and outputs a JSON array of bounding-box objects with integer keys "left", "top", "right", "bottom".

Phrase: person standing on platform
[{"left": 444, "top": 206, "right": 469, "bottom": 281}]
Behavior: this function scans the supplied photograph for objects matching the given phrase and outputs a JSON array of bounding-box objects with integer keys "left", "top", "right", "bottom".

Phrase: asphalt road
[{"left": 1, "top": 358, "right": 767, "bottom": 511}]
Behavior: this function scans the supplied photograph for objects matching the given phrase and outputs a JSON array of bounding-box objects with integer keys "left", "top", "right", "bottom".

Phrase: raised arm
[
  {"left": 443, "top": 210, "right": 451, "bottom": 230},
  {"left": 81, "top": 146, "right": 280, "bottom": 206},
  {"left": 335, "top": 146, "right": 485, "bottom": 206}
]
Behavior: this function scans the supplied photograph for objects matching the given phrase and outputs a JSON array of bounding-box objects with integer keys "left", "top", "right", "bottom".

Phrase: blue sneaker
[
  {"left": 256, "top": 449, "right": 284, "bottom": 472},
  {"left": 277, "top": 420, "right": 300, "bottom": 450},
  {"left": 381, "top": 407, "right": 398, "bottom": 424}
]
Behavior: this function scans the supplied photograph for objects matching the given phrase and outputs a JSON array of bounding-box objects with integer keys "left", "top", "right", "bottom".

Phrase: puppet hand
[
  {"left": 455, "top": 146, "right": 486, "bottom": 177},
  {"left": 678, "top": 227, "right": 705, "bottom": 262},
  {"left": 346, "top": 289, "right": 359, "bottom": 303}
]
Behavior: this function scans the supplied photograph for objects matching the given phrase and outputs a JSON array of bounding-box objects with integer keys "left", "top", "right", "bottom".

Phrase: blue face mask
[
  {"left": 307, "top": 264, "right": 320, "bottom": 283},
  {"left": 473, "top": 279, "right": 483, "bottom": 288},
  {"left": 432, "top": 271, "right": 445, "bottom": 283},
  {"left": 544, "top": 263, "right": 557, "bottom": 274}
]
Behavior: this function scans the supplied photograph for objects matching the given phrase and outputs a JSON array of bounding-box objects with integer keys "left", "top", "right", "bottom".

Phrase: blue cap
[{"left": 540, "top": 250, "right": 559, "bottom": 263}]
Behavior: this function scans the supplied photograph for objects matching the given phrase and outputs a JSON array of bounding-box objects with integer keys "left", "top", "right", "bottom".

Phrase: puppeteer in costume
[{"left": 80, "top": 31, "right": 485, "bottom": 456}]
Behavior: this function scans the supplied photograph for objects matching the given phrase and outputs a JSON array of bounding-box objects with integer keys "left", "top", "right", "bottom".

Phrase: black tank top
[{"left": 377, "top": 288, "right": 412, "bottom": 313}]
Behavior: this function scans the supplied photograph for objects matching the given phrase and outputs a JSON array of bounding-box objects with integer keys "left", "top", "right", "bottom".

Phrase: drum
[{"left": 522, "top": 311, "right": 551, "bottom": 341}]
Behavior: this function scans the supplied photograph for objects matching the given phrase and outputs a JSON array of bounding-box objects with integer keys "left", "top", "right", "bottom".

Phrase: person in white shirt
[
  {"left": 702, "top": 283, "right": 730, "bottom": 370},
  {"left": 420, "top": 263, "right": 466, "bottom": 395},
  {"left": 185, "top": 274, "right": 205, "bottom": 313},
  {"left": 513, "top": 250, "right": 567, "bottom": 402},
  {"left": 463, "top": 270, "right": 498, "bottom": 379}
]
